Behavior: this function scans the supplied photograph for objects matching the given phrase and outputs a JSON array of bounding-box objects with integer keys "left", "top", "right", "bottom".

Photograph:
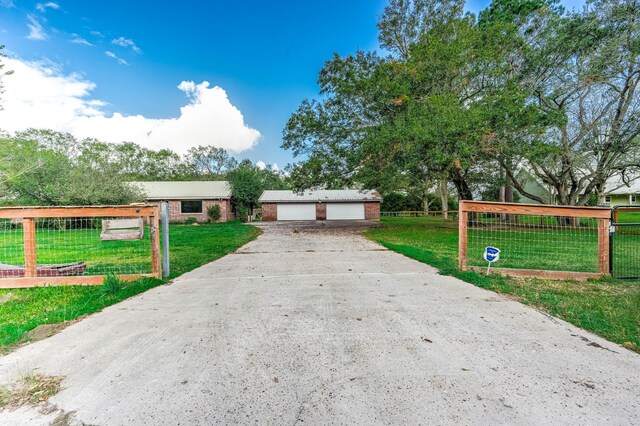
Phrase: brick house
[
  {"left": 130, "top": 181, "right": 233, "bottom": 223},
  {"left": 259, "top": 189, "right": 381, "bottom": 221}
]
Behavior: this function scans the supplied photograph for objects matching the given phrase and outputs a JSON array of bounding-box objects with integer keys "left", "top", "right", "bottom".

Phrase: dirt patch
[
  {"left": 24, "top": 322, "right": 75, "bottom": 344},
  {"left": 0, "top": 321, "right": 80, "bottom": 356},
  {"left": 0, "top": 374, "right": 64, "bottom": 411},
  {"left": 50, "top": 409, "right": 82, "bottom": 426}
]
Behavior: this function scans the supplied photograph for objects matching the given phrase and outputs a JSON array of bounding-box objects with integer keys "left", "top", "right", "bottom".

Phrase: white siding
[
  {"left": 276, "top": 203, "right": 317, "bottom": 221},
  {"left": 326, "top": 203, "right": 365, "bottom": 220}
]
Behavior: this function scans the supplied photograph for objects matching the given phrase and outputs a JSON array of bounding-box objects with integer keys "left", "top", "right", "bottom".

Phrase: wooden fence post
[
  {"left": 458, "top": 202, "right": 468, "bottom": 271},
  {"left": 597, "top": 217, "right": 610, "bottom": 274},
  {"left": 23, "top": 218, "right": 37, "bottom": 277},
  {"left": 150, "top": 210, "right": 161, "bottom": 279}
]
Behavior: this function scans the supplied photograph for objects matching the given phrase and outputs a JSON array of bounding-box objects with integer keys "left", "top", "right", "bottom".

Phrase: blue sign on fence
[{"left": 484, "top": 246, "right": 501, "bottom": 263}]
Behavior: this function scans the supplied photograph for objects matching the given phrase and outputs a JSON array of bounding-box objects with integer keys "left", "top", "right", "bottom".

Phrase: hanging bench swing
[{"left": 100, "top": 218, "right": 144, "bottom": 241}]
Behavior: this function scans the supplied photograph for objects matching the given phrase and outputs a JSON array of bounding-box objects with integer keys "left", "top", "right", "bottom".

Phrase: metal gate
[{"left": 610, "top": 205, "right": 640, "bottom": 279}]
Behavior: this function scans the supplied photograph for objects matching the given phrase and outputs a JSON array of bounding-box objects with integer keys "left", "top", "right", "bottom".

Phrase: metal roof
[
  {"left": 259, "top": 189, "right": 381, "bottom": 203},
  {"left": 605, "top": 176, "right": 640, "bottom": 195},
  {"left": 129, "top": 181, "right": 232, "bottom": 200}
]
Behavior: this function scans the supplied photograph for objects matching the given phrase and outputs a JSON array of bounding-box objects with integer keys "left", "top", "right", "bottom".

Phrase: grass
[
  {"left": 0, "top": 221, "right": 259, "bottom": 352},
  {"left": 0, "top": 224, "right": 153, "bottom": 276},
  {"left": 0, "top": 373, "right": 63, "bottom": 410},
  {"left": 364, "top": 217, "right": 640, "bottom": 353}
]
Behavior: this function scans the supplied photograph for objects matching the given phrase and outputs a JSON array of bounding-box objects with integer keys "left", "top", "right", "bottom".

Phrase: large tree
[
  {"left": 482, "top": 0, "right": 640, "bottom": 205},
  {"left": 76, "top": 139, "right": 191, "bottom": 181},
  {"left": 377, "top": 0, "right": 465, "bottom": 59},
  {"left": 283, "top": 2, "right": 485, "bottom": 201},
  {"left": 0, "top": 137, "right": 143, "bottom": 205},
  {"left": 185, "top": 145, "right": 238, "bottom": 178},
  {"left": 228, "top": 160, "right": 289, "bottom": 218},
  {"left": 284, "top": 0, "right": 640, "bottom": 206}
]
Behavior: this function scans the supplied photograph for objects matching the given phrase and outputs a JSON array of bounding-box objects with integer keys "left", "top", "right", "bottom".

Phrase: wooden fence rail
[
  {"left": 381, "top": 210, "right": 458, "bottom": 219},
  {"left": 0, "top": 204, "right": 161, "bottom": 288},
  {"left": 458, "top": 201, "right": 611, "bottom": 280}
]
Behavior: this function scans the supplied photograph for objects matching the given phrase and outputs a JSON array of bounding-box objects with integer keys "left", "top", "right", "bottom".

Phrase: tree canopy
[
  {"left": 283, "top": 0, "right": 640, "bottom": 206},
  {"left": 0, "top": 130, "right": 288, "bottom": 207}
]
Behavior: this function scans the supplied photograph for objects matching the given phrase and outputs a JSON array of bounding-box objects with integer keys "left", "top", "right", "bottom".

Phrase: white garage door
[
  {"left": 326, "top": 203, "right": 365, "bottom": 220},
  {"left": 277, "top": 203, "right": 317, "bottom": 221}
]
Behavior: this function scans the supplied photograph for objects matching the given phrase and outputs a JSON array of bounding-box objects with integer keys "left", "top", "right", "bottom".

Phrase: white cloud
[
  {"left": 26, "top": 15, "right": 47, "bottom": 41},
  {"left": 0, "top": 58, "right": 261, "bottom": 154},
  {"left": 112, "top": 36, "right": 141, "bottom": 53},
  {"left": 256, "top": 161, "right": 280, "bottom": 172},
  {"left": 70, "top": 33, "right": 93, "bottom": 46},
  {"left": 104, "top": 51, "right": 128, "bottom": 65},
  {"left": 90, "top": 30, "right": 104, "bottom": 37},
  {"left": 35, "top": 2, "right": 60, "bottom": 12},
  {"left": 0, "top": 0, "right": 14, "bottom": 8}
]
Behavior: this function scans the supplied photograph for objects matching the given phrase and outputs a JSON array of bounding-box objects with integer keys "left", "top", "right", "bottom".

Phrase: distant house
[
  {"left": 603, "top": 178, "right": 640, "bottom": 207},
  {"left": 130, "top": 181, "right": 233, "bottom": 222},
  {"left": 259, "top": 189, "right": 381, "bottom": 221}
]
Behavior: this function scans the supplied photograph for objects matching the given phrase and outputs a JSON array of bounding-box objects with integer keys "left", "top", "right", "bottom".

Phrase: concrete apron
[{"left": 0, "top": 221, "right": 638, "bottom": 425}]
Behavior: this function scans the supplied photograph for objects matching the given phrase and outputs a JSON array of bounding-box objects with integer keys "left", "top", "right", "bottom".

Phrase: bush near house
[
  {"left": 236, "top": 205, "right": 249, "bottom": 223},
  {"left": 207, "top": 204, "right": 222, "bottom": 222}
]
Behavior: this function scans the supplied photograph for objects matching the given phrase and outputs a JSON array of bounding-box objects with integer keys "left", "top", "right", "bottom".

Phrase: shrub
[
  {"left": 381, "top": 192, "right": 406, "bottom": 212},
  {"left": 236, "top": 205, "right": 249, "bottom": 223},
  {"left": 0, "top": 219, "right": 22, "bottom": 230},
  {"left": 207, "top": 204, "right": 222, "bottom": 222},
  {"left": 184, "top": 217, "right": 198, "bottom": 225},
  {"left": 101, "top": 274, "right": 125, "bottom": 295}
]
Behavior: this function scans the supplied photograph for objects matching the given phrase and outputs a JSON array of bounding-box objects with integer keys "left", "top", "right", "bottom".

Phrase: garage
[
  {"left": 259, "top": 190, "right": 381, "bottom": 222},
  {"left": 326, "top": 203, "right": 365, "bottom": 220},
  {"left": 276, "top": 203, "right": 317, "bottom": 221}
]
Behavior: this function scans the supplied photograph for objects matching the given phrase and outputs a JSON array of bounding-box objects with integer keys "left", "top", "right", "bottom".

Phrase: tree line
[
  {"left": 283, "top": 0, "right": 640, "bottom": 206},
  {"left": 0, "top": 129, "right": 288, "bottom": 214}
]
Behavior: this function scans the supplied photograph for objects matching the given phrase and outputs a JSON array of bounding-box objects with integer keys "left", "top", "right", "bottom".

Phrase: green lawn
[
  {"left": 0, "top": 225, "right": 153, "bottom": 276},
  {"left": 467, "top": 222, "right": 600, "bottom": 272},
  {"left": 364, "top": 217, "right": 640, "bottom": 353},
  {"left": 0, "top": 222, "right": 259, "bottom": 352}
]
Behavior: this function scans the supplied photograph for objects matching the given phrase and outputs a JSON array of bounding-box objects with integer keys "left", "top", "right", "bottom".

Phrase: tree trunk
[
  {"left": 450, "top": 168, "right": 473, "bottom": 201},
  {"left": 505, "top": 175, "right": 514, "bottom": 221},
  {"left": 499, "top": 184, "right": 506, "bottom": 221},
  {"left": 505, "top": 181, "right": 513, "bottom": 203},
  {"left": 438, "top": 180, "right": 449, "bottom": 220}
]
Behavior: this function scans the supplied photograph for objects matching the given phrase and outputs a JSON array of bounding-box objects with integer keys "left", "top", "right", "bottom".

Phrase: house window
[
  {"left": 604, "top": 195, "right": 611, "bottom": 204},
  {"left": 631, "top": 195, "right": 637, "bottom": 204},
  {"left": 181, "top": 200, "right": 203, "bottom": 214}
]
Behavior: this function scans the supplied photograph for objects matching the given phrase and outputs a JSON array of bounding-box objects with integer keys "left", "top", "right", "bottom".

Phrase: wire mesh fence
[
  {"left": 0, "top": 219, "right": 25, "bottom": 276},
  {"left": 459, "top": 201, "right": 611, "bottom": 279},
  {"left": 0, "top": 205, "right": 161, "bottom": 287},
  {"left": 610, "top": 207, "right": 640, "bottom": 279},
  {"left": 466, "top": 213, "right": 600, "bottom": 272},
  {"left": 611, "top": 224, "right": 640, "bottom": 278}
]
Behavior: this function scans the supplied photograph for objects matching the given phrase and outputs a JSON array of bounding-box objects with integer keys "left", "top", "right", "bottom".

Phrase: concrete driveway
[{"left": 0, "top": 221, "right": 638, "bottom": 425}]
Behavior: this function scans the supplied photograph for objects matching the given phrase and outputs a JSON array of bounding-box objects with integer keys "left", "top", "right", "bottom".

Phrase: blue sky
[{"left": 0, "top": 0, "right": 585, "bottom": 168}]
